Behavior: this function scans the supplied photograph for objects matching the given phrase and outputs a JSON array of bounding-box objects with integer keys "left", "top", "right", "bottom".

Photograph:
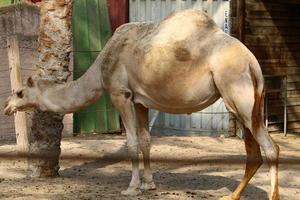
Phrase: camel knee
[
  {"left": 265, "top": 144, "right": 279, "bottom": 165},
  {"left": 256, "top": 132, "right": 279, "bottom": 164},
  {"left": 127, "top": 142, "right": 138, "bottom": 151}
]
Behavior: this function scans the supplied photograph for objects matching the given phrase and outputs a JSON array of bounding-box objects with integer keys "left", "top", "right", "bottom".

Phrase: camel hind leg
[
  {"left": 219, "top": 126, "right": 263, "bottom": 200},
  {"left": 215, "top": 79, "right": 279, "bottom": 200},
  {"left": 254, "top": 125, "right": 280, "bottom": 200}
]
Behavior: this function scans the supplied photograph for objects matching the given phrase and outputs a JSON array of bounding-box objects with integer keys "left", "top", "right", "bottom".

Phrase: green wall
[{"left": 72, "top": 0, "right": 120, "bottom": 134}]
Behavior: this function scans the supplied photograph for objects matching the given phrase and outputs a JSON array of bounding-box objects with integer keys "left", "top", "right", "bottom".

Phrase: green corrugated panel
[{"left": 72, "top": 0, "right": 120, "bottom": 134}]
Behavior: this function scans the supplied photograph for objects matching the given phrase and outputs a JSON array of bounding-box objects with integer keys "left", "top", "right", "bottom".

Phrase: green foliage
[{"left": 0, "top": 0, "right": 21, "bottom": 7}]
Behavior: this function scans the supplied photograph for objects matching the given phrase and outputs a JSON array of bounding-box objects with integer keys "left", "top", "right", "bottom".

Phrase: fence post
[{"left": 7, "top": 35, "right": 29, "bottom": 154}]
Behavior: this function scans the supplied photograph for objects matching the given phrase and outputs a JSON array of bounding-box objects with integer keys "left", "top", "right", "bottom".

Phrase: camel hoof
[
  {"left": 271, "top": 193, "right": 280, "bottom": 200},
  {"left": 219, "top": 195, "right": 239, "bottom": 200},
  {"left": 141, "top": 181, "right": 156, "bottom": 191},
  {"left": 121, "top": 187, "right": 142, "bottom": 196}
]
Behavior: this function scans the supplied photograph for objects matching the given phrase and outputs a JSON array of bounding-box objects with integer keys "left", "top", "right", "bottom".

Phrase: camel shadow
[
  {"left": 152, "top": 171, "right": 268, "bottom": 199},
  {"left": 59, "top": 144, "right": 268, "bottom": 200}
]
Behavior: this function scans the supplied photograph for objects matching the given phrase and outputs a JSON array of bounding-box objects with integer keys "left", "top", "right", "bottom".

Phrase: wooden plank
[
  {"left": 246, "top": 1, "right": 288, "bottom": 12},
  {"left": 7, "top": 36, "right": 29, "bottom": 153},
  {"left": 237, "top": 0, "right": 245, "bottom": 41},
  {"left": 247, "top": 10, "right": 300, "bottom": 20},
  {"left": 287, "top": 123, "right": 300, "bottom": 130},
  {"left": 246, "top": 26, "right": 300, "bottom": 36},
  {"left": 246, "top": 18, "right": 300, "bottom": 28},
  {"left": 263, "top": 0, "right": 300, "bottom": 6},
  {"left": 287, "top": 75, "right": 300, "bottom": 83},
  {"left": 268, "top": 97, "right": 300, "bottom": 107},
  {"left": 287, "top": 82, "right": 300, "bottom": 90},
  {"left": 263, "top": 67, "right": 300, "bottom": 76},
  {"left": 268, "top": 105, "right": 300, "bottom": 115},
  {"left": 245, "top": 35, "right": 300, "bottom": 45},
  {"left": 288, "top": 91, "right": 300, "bottom": 97},
  {"left": 248, "top": 44, "right": 300, "bottom": 52},
  {"left": 287, "top": 128, "right": 300, "bottom": 133}
]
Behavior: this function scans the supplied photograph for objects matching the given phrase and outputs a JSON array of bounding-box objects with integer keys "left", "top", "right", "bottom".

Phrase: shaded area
[{"left": 0, "top": 134, "right": 299, "bottom": 199}]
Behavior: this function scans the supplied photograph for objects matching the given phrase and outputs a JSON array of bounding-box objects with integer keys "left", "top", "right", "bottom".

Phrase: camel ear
[{"left": 27, "top": 77, "right": 35, "bottom": 88}]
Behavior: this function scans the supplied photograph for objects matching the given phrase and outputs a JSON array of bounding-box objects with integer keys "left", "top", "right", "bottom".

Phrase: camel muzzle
[{"left": 3, "top": 100, "right": 16, "bottom": 116}]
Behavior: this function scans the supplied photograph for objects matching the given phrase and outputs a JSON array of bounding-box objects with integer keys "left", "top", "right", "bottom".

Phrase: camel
[{"left": 4, "top": 10, "right": 279, "bottom": 200}]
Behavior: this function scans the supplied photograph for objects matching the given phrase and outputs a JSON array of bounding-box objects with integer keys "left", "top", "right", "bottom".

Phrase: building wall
[
  {"left": 0, "top": 38, "right": 14, "bottom": 140},
  {"left": 231, "top": 0, "right": 300, "bottom": 132}
]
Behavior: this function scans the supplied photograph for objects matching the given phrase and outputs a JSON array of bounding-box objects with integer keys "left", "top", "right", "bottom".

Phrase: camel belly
[
  {"left": 131, "top": 73, "right": 220, "bottom": 114},
  {"left": 133, "top": 90, "right": 219, "bottom": 114}
]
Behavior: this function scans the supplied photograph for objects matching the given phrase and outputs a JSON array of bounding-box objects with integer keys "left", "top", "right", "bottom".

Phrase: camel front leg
[
  {"left": 111, "top": 91, "right": 141, "bottom": 196},
  {"left": 135, "top": 104, "right": 156, "bottom": 191}
]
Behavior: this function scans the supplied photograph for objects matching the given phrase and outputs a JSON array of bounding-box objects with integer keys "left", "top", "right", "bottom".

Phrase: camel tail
[{"left": 249, "top": 58, "right": 265, "bottom": 132}]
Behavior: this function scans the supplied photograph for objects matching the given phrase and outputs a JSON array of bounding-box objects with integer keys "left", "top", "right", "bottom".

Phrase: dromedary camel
[{"left": 4, "top": 10, "right": 279, "bottom": 200}]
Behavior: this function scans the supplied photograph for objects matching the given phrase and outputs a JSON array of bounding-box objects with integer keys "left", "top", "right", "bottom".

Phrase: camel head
[{"left": 4, "top": 76, "right": 43, "bottom": 116}]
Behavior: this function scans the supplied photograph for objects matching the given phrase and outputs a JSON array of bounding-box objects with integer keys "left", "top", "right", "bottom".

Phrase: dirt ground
[{"left": 0, "top": 133, "right": 299, "bottom": 200}]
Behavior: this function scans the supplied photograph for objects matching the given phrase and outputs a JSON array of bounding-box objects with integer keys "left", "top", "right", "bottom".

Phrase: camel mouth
[{"left": 4, "top": 104, "right": 16, "bottom": 116}]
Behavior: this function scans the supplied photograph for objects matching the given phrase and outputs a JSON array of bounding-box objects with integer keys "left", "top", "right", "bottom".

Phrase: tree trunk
[{"left": 27, "top": 0, "right": 73, "bottom": 177}]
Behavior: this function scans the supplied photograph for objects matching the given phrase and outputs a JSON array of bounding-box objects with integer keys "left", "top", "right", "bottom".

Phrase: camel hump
[
  {"left": 162, "top": 9, "right": 219, "bottom": 31},
  {"left": 151, "top": 9, "right": 220, "bottom": 46}
]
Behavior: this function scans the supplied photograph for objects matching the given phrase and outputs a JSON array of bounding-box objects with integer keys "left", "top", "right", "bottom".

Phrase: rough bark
[{"left": 27, "top": 0, "right": 73, "bottom": 177}]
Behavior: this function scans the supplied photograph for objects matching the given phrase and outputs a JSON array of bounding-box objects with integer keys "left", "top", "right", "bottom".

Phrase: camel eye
[
  {"left": 27, "top": 77, "right": 34, "bottom": 87},
  {"left": 17, "top": 90, "right": 24, "bottom": 98}
]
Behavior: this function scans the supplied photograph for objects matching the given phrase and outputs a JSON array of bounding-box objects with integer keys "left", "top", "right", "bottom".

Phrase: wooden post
[{"left": 7, "top": 35, "right": 29, "bottom": 154}]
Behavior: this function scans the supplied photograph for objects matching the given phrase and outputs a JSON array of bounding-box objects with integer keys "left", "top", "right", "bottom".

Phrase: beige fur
[{"left": 4, "top": 10, "right": 279, "bottom": 199}]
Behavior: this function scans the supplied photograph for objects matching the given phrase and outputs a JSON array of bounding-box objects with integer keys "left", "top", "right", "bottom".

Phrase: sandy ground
[{"left": 0, "top": 133, "right": 299, "bottom": 200}]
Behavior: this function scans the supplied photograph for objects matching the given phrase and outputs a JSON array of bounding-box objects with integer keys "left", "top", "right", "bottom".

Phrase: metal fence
[{"left": 129, "top": 0, "right": 230, "bottom": 135}]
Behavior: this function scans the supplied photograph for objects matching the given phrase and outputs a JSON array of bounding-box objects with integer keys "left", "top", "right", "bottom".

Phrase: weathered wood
[
  {"left": 287, "top": 82, "right": 300, "bottom": 90},
  {"left": 247, "top": 10, "right": 300, "bottom": 20},
  {"left": 7, "top": 36, "right": 29, "bottom": 153},
  {"left": 246, "top": 19, "right": 300, "bottom": 28},
  {"left": 287, "top": 121, "right": 300, "bottom": 130},
  {"left": 245, "top": 35, "right": 300, "bottom": 44},
  {"left": 246, "top": 27, "right": 300, "bottom": 36},
  {"left": 233, "top": 0, "right": 300, "bottom": 132},
  {"left": 288, "top": 91, "right": 300, "bottom": 96},
  {"left": 263, "top": 0, "right": 300, "bottom": 6},
  {"left": 267, "top": 105, "right": 300, "bottom": 115},
  {"left": 237, "top": 0, "right": 245, "bottom": 42},
  {"left": 245, "top": 2, "right": 288, "bottom": 12}
]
